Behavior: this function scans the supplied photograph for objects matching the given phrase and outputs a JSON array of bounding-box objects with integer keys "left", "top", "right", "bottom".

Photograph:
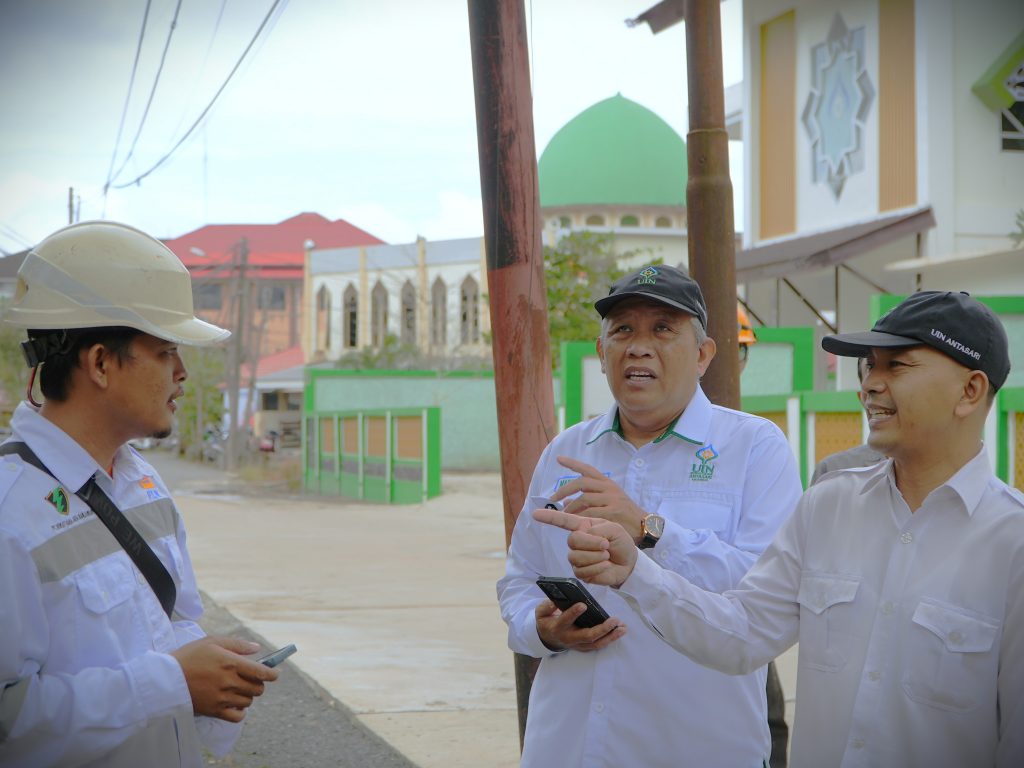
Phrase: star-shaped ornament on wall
[{"left": 801, "top": 14, "right": 875, "bottom": 199}]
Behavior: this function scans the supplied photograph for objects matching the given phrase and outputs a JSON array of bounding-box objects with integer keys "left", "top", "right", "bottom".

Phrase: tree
[
  {"left": 0, "top": 316, "right": 28, "bottom": 426},
  {"left": 175, "top": 347, "right": 225, "bottom": 459},
  {"left": 1011, "top": 208, "right": 1024, "bottom": 248},
  {"left": 543, "top": 231, "right": 654, "bottom": 368}
]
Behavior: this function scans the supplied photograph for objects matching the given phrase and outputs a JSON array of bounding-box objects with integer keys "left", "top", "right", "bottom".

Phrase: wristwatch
[{"left": 638, "top": 513, "right": 665, "bottom": 550}]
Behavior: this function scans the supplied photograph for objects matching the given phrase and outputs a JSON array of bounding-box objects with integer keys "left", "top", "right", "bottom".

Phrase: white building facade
[
  {"left": 739, "top": 0, "right": 1024, "bottom": 388},
  {"left": 306, "top": 237, "right": 490, "bottom": 362}
]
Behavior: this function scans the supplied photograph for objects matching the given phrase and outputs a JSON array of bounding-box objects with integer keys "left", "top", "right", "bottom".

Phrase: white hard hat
[{"left": 4, "top": 220, "right": 230, "bottom": 348}]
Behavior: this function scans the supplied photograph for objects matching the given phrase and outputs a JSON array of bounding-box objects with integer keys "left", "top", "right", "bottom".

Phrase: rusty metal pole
[
  {"left": 684, "top": 0, "right": 739, "bottom": 409},
  {"left": 467, "top": 0, "right": 557, "bottom": 749}
]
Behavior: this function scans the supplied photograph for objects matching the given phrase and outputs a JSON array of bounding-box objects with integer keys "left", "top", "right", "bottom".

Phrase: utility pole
[
  {"left": 627, "top": 1, "right": 739, "bottom": 406},
  {"left": 225, "top": 237, "right": 249, "bottom": 470},
  {"left": 68, "top": 187, "right": 74, "bottom": 224},
  {"left": 684, "top": 0, "right": 739, "bottom": 409},
  {"left": 468, "top": 0, "right": 556, "bottom": 749}
]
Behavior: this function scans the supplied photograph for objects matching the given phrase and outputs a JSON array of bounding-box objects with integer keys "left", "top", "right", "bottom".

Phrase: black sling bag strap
[{"left": 0, "top": 441, "right": 177, "bottom": 619}]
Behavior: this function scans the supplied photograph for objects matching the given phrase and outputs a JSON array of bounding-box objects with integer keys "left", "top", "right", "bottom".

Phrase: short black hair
[{"left": 31, "top": 327, "right": 142, "bottom": 402}]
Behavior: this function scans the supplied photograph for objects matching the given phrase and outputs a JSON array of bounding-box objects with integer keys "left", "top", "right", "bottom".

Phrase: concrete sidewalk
[
  {"left": 154, "top": 451, "right": 522, "bottom": 768},
  {"left": 154, "top": 451, "right": 797, "bottom": 767}
]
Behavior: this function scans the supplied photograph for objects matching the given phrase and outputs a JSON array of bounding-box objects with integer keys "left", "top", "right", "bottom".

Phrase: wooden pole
[
  {"left": 468, "top": 0, "right": 556, "bottom": 747},
  {"left": 684, "top": 0, "right": 739, "bottom": 409}
]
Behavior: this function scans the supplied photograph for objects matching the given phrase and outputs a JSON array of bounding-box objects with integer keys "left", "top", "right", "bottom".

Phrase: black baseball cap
[
  {"left": 595, "top": 264, "right": 708, "bottom": 329},
  {"left": 821, "top": 291, "right": 1010, "bottom": 390}
]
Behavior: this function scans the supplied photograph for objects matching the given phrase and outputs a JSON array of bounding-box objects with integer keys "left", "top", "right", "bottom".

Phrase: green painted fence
[{"left": 303, "top": 407, "right": 441, "bottom": 503}]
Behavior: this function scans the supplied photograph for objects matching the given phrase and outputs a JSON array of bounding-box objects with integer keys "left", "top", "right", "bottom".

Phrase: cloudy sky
[{"left": 0, "top": 0, "right": 743, "bottom": 252}]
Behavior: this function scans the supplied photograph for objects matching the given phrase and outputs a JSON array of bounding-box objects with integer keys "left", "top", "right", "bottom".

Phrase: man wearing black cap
[
  {"left": 498, "top": 265, "right": 802, "bottom": 767},
  {"left": 534, "top": 291, "right": 1024, "bottom": 767}
]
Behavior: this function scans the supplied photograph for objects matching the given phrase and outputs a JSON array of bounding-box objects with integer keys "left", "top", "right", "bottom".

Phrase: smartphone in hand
[
  {"left": 536, "top": 577, "right": 610, "bottom": 628},
  {"left": 258, "top": 644, "right": 297, "bottom": 668}
]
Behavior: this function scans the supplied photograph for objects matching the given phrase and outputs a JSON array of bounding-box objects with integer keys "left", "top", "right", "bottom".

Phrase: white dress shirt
[
  {"left": 498, "top": 387, "right": 802, "bottom": 768},
  {"left": 619, "top": 448, "right": 1024, "bottom": 768},
  {"left": 0, "top": 402, "right": 240, "bottom": 767}
]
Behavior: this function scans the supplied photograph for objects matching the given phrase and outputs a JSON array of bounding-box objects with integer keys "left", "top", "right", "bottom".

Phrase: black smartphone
[
  {"left": 258, "top": 644, "right": 297, "bottom": 668},
  {"left": 536, "top": 576, "right": 610, "bottom": 628}
]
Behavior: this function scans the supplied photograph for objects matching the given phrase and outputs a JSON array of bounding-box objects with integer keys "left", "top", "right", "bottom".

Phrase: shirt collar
[
  {"left": 586, "top": 385, "right": 711, "bottom": 446},
  {"left": 859, "top": 445, "right": 991, "bottom": 517},
  {"left": 859, "top": 458, "right": 896, "bottom": 494},
  {"left": 11, "top": 401, "right": 111, "bottom": 493},
  {"left": 937, "top": 445, "right": 992, "bottom": 517}
]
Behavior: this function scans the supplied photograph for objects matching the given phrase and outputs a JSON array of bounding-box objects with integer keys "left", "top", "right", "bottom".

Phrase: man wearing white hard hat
[{"left": 0, "top": 221, "right": 278, "bottom": 767}]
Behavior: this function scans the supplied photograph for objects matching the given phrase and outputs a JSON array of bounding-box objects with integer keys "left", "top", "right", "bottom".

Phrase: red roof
[
  {"left": 239, "top": 345, "right": 305, "bottom": 380},
  {"left": 163, "top": 213, "right": 384, "bottom": 280}
]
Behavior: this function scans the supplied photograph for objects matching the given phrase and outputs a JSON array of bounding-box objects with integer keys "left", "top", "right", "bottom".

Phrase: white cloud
[{"left": 418, "top": 191, "right": 484, "bottom": 242}]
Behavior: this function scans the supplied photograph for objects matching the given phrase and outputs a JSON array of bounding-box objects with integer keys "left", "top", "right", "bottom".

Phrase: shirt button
[
  {"left": 881, "top": 602, "right": 894, "bottom": 615},
  {"left": 634, "top": 458, "right": 644, "bottom": 467},
  {"left": 949, "top": 631, "right": 964, "bottom": 645},
  {"left": 868, "top": 671, "right": 881, "bottom": 681},
  {"left": 594, "top": 703, "right": 604, "bottom": 713},
  {"left": 900, "top": 531, "right": 913, "bottom": 544}
]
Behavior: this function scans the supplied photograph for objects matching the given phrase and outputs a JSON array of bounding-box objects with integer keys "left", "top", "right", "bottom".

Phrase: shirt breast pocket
[
  {"left": 654, "top": 490, "right": 734, "bottom": 538},
  {"left": 71, "top": 557, "right": 142, "bottom": 667},
  {"left": 75, "top": 558, "right": 135, "bottom": 614},
  {"left": 902, "top": 598, "right": 1000, "bottom": 712},
  {"left": 797, "top": 573, "right": 860, "bottom": 672}
]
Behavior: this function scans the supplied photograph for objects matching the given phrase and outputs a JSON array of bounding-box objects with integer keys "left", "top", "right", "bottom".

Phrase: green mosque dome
[{"left": 539, "top": 94, "right": 688, "bottom": 208}]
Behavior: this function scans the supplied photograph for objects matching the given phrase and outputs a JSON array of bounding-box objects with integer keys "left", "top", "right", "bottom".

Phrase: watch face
[{"left": 645, "top": 514, "right": 665, "bottom": 538}]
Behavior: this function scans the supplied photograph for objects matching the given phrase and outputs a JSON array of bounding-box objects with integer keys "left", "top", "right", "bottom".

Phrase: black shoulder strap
[{"left": 0, "top": 441, "right": 177, "bottom": 619}]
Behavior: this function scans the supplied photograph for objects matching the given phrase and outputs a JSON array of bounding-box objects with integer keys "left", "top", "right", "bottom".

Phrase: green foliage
[
  {"left": 543, "top": 231, "right": 655, "bottom": 368},
  {"left": 176, "top": 347, "right": 225, "bottom": 458},
  {"left": 0, "top": 316, "right": 28, "bottom": 425},
  {"left": 1011, "top": 208, "right": 1024, "bottom": 248}
]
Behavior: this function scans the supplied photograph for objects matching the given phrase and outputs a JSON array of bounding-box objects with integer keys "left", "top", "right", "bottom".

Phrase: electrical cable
[
  {"left": 166, "top": 0, "right": 229, "bottom": 142},
  {"left": 110, "top": 0, "right": 286, "bottom": 190},
  {"left": 0, "top": 223, "right": 32, "bottom": 249},
  {"left": 108, "top": 0, "right": 184, "bottom": 188},
  {"left": 102, "top": 0, "right": 153, "bottom": 210}
]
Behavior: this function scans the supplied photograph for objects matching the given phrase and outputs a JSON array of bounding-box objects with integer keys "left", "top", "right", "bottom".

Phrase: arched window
[
  {"left": 585, "top": 214, "right": 605, "bottom": 226},
  {"left": 400, "top": 280, "right": 416, "bottom": 345},
  {"left": 431, "top": 277, "right": 447, "bottom": 347},
  {"left": 371, "top": 281, "right": 388, "bottom": 347},
  {"left": 316, "top": 285, "right": 331, "bottom": 350},
  {"left": 655, "top": 216, "right": 672, "bottom": 228},
  {"left": 343, "top": 285, "right": 358, "bottom": 349},
  {"left": 619, "top": 214, "right": 639, "bottom": 227},
  {"left": 558, "top": 215, "right": 571, "bottom": 227},
  {"left": 460, "top": 275, "right": 480, "bottom": 345}
]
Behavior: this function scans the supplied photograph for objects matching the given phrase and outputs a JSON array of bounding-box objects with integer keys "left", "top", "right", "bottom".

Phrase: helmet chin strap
[{"left": 26, "top": 365, "right": 42, "bottom": 408}]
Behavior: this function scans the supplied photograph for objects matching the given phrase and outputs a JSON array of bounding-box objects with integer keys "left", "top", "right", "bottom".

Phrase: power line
[
  {"left": 166, "top": 0, "right": 229, "bottom": 142},
  {"left": 110, "top": 0, "right": 287, "bottom": 191},
  {"left": 102, "top": 0, "right": 153, "bottom": 211},
  {"left": 0, "top": 223, "right": 33, "bottom": 250},
  {"left": 107, "top": 0, "right": 184, "bottom": 188}
]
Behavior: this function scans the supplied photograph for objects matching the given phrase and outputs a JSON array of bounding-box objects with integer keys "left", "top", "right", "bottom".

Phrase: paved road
[
  {"left": 199, "top": 593, "right": 415, "bottom": 768},
  {"left": 147, "top": 448, "right": 417, "bottom": 768}
]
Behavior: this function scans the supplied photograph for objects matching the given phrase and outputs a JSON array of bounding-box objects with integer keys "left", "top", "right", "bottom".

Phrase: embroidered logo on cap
[
  {"left": 46, "top": 485, "right": 69, "bottom": 516},
  {"left": 690, "top": 444, "right": 719, "bottom": 482},
  {"left": 636, "top": 266, "right": 658, "bottom": 286},
  {"left": 929, "top": 328, "right": 981, "bottom": 360}
]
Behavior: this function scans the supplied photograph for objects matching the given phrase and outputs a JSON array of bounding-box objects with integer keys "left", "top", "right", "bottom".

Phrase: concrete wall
[{"left": 309, "top": 371, "right": 499, "bottom": 471}]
